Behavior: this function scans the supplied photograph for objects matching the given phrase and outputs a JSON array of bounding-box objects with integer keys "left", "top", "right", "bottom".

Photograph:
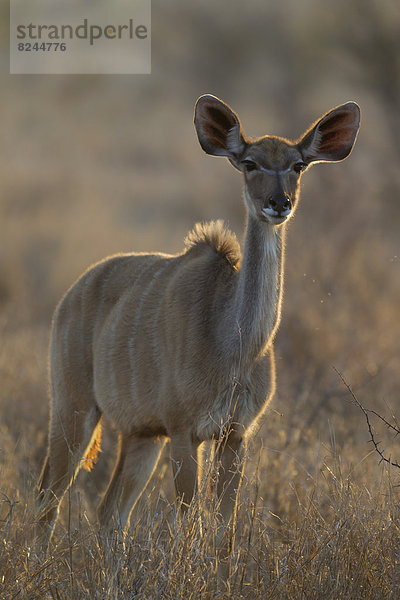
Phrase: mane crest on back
[{"left": 184, "top": 220, "right": 241, "bottom": 268}]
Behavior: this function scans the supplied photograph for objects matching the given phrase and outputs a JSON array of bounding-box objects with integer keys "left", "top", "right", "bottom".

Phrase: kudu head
[{"left": 194, "top": 95, "right": 360, "bottom": 226}]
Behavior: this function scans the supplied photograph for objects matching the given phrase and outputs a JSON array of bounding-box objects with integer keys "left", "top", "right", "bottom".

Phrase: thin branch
[{"left": 333, "top": 367, "right": 400, "bottom": 470}]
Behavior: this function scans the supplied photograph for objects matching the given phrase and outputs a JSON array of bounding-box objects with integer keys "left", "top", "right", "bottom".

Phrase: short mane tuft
[{"left": 184, "top": 220, "right": 241, "bottom": 268}]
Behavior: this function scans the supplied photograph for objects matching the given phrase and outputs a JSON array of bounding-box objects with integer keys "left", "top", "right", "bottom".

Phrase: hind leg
[
  {"left": 97, "top": 434, "right": 167, "bottom": 531},
  {"left": 36, "top": 401, "right": 101, "bottom": 549}
]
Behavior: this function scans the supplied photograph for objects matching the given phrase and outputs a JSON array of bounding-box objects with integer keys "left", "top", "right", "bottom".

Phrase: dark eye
[
  {"left": 242, "top": 159, "right": 257, "bottom": 172},
  {"left": 293, "top": 161, "right": 307, "bottom": 174}
]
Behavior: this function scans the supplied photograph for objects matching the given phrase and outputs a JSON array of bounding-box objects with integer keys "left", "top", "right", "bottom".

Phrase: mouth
[{"left": 261, "top": 207, "right": 292, "bottom": 225}]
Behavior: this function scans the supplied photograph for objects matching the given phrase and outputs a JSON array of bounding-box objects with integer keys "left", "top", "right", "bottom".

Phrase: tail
[{"left": 82, "top": 420, "right": 102, "bottom": 472}]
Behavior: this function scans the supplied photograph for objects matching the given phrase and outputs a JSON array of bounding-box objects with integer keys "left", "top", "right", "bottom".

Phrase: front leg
[
  {"left": 214, "top": 434, "right": 245, "bottom": 575},
  {"left": 170, "top": 434, "right": 199, "bottom": 508},
  {"left": 215, "top": 434, "right": 244, "bottom": 521}
]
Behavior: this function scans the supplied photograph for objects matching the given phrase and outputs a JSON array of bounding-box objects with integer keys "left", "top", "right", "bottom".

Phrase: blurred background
[{"left": 1, "top": 0, "right": 399, "bottom": 510}]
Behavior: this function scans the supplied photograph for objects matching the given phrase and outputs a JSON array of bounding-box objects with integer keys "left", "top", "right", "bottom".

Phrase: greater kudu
[{"left": 37, "top": 95, "right": 360, "bottom": 552}]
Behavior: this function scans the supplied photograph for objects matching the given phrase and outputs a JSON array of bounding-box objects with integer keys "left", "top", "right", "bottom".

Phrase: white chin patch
[{"left": 262, "top": 207, "right": 292, "bottom": 223}]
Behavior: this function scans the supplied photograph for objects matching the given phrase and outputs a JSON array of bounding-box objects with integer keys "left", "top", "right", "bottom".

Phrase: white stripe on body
[
  {"left": 129, "top": 259, "right": 172, "bottom": 402},
  {"left": 62, "top": 311, "right": 73, "bottom": 370},
  {"left": 106, "top": 259, "right": 156, "bottom": 405},
  {"left": 94, "top": 261, "right": 121, "bottom": 337}
]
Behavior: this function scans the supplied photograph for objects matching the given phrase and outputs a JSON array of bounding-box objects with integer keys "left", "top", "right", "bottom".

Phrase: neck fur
[{"left": 219, "top": 210, "right": 285, "bottom": 371}]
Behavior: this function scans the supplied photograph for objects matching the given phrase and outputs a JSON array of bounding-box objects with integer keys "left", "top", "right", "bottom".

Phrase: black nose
[{"left": 268, "top": 195, "right": 291, "bottom": 214}]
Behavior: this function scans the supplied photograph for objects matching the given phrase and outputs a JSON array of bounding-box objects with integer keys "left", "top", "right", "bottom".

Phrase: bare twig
[{"left": 334, "top": 367, "right": 400, "bottom": 470}]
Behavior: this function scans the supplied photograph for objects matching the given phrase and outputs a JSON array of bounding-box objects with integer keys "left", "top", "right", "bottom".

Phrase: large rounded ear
[
  {"left": 194, "top": 95, "right": 247, "bottom": 158},
  {"left": 298, "top": 102, "right": 360, "bottom": 163}
]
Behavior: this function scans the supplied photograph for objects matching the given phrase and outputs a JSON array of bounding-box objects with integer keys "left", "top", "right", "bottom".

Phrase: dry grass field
[{"left": 1, "top": 1, "right": 400, "bottom": 598}]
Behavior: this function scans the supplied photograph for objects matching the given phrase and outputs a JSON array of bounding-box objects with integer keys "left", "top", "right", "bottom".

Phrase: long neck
[{"left": 219, "top": 211, "right": 285, "bottom": 370}]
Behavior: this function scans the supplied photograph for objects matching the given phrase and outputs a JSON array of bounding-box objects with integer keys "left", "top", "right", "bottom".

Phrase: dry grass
[
  {"left": 1, "top": 0, "right": 400, "bottom": 597},
  {"left": 0, "top": 299, "right": 399, "bottom": 598},
  {"left": 1, "top": 396, "right": 399, "bottom": 599}
]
